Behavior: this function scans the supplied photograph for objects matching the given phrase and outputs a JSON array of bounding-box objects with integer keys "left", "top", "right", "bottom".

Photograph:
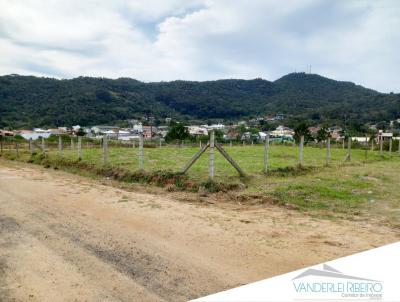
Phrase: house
[
  {"left": 308, "top": 126, "right": 321, "bottom": 136},
  {"left": 187, "top": 126, "right": 208, "bottom": 137},
  {"left": 18, "top": 129, "right": 51, "bottom": 140},
  {"left": 258, "top": 132, "right": 267, "bottom": 140},
  {"left": 352, "top": 137, "right": 370, "bottom": 144},
  {"left": 378, "top": 130, "right": 393, "bottom": 141},
  {"left": 91, "top": 125, "right": 119, "bottom": 134},
  {"left": 142, "top": 126, "right": 157, "bottom": 139},
  {"left": 204, "top": 123, "right": 225, "bottom": 130},
  {"left": 328, "top": 126, "right": 343, "bottom": 140},
  {"left": 270, "top": 125, "right": 294, "bottom": 137},
  {"left": 0, "top": 130, "right": 14, "bottom": 137},
  {"left": 133, "top": 123, "right": 143, "bottom": 133},
  {"left": 48, "top": 128, "right": 62, "bottom": 135},
  {"left": 157, "top": 126, "right": 169, "bottom": 138}
]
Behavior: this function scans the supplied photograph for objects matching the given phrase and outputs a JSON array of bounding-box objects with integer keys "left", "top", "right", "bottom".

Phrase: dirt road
[{"left": 0, "top": 160, "right": 398, "bottom": 301}]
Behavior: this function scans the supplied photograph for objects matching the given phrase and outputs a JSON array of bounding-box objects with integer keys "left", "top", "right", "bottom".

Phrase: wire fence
[{"left": 1, "top": 134, "right": 400, "bottom": 182}]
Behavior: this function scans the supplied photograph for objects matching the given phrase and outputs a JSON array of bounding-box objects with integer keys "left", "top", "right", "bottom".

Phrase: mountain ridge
[{"left": 0, "top": 73, "right": 398, "bottom": 128}]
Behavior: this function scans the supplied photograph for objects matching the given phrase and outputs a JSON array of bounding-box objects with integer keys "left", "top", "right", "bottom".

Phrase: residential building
[{"left": 187, "top": 126, "right": 208, "bottom": 137}]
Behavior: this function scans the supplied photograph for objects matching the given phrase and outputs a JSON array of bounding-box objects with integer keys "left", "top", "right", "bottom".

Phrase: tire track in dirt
[{"left": 1, "top": 160, "right": 399, "bottom": 301}]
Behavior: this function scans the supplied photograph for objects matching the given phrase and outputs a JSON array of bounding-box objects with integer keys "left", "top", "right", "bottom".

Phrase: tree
[
  {"left": 76, "top": 127, "right": 86, "bottom": 136},
  {"left": 294, "top": 122, "right": 312, "bottom": 144},
  {"left": 258, "top": 120, "right": 276, "bottom": 132},
  {"left": 316, "top": 127, "right": 329, "bottom": 143},
  {"left": 165, "top": 123, "right": 191, "bottom": 142},
  {"left": 236, "top": 124, "right": 247, "bottom": 135}
]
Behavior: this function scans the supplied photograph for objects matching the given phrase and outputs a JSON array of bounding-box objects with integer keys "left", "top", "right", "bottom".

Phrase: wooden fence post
[
  {"left": 58, "top": 135, "right": 62, "bottom": 151},
  {"left": 371, "top": 138, "right": 374, "bottom": 151},
  {"left": 389, "top": 138, "right": 392, "bottom": 157},
  {"left": 365, "top": 136, "right": 368, "bottom": 161},
  {"left": 0, "top": 135, "right": 3, "bottom": 155},
  {"left": 102, "top": 135, "right": 108, "bottom": 165},
  {"left": 77, "top": 136, "right": 82, "bottom": 160},
  {"left": 71, "top": 137, "right": 74, "bottom": 150},
  {"left": 139, "top": 133, "right": 144, "bottom": 170},
  {"left": 379, "top": 137, "right": 383, "bottom": 156},
  {"left": 264, "top": 134, "right": 269, "bottom": 172},
  {"left": 299, "top": 135, "right": 304, "bottom": 166},
  {"left": 209, "top": 130, "right": 215, "bottom": 179},
  {"left": 29, "top": 138, "right": 33, "bottom": 153},
  {"left": 326, "top": 137, "right": 331, "bottom": 165},
  {"left": 342, "top": 138, "right": 345, "bottom": 149},
  {"left": 159, "top": 137, "right": 162, "bottom": 148}
]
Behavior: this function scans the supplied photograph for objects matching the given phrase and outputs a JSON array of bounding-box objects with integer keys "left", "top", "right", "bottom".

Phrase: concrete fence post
[
  {"left": 200, "top": 140, "right": 202, "bottom": 149},
  {"left": 209, "top": 130, "right": 215, "bottom": 179},
  {"left": 15, "top": 141, "right": 19, "bottom": 158},
  {"left": 29, "top": 138, "right": 33, "bottom": 153},
  {"left": 58, "top": 135, "right": 62, "bottom": 152},
  {"left": 71, "top": 137, "right": 74, "bottom": 150},
  {"left": 159, "top": 137, "right": 162, "bottom": 148},
  {"left": 326, "top": 137, "right": 331, "bottom": 165},
  {"left": 371, "top": 139, "right": 374, "bottom": 151},
  {"left": 389, "top": 138, "right": 393, "bottom": 157},
  {"left": 77, "top": 136, "right": 82, "bottom": 160},
  {"left": 139, "top": 133, "right": 144, "bottom": 170},
  {"left": 264, "top": 134, "right": 270, "bottom": 172},
  {"left": 229, "top": 141, "right": 232, "bottom": 147},
  {"left": 41, "top": 137, "right": 45, "bottom": 151},
  {"left": 347, "top": 137, "right": 352, "bottom": 161},
  {"left": 398, "top": 139, "right": 400, "bottom": 156},
  {"left": 379, "top": 137, "right": 383, "bottom": 156},
  {"left": 102, "top": 135, "right": 108, "bottom": 165},
  {"left": 299, "top": 135, "right": 304, "bottom": 166}
]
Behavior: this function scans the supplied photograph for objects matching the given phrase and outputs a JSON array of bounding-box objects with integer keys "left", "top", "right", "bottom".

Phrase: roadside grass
[{"left": 1, "top": 144, "right": 399, "bottom": 226}]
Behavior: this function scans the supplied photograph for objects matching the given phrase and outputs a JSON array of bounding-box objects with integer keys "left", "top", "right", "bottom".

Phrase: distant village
[{"left": 1, "top": 114, "right": 399, "bottom": 144}]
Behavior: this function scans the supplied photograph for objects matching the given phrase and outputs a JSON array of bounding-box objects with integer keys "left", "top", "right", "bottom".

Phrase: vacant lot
[
  {"left": 3, "top": 143, "right": 400, "bottom": 226},
  {"left": 0, "top": 159, "right": 399, "bottom": 301}
]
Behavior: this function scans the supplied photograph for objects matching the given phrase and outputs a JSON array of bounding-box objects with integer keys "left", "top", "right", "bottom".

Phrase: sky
[{"left": 0, "top": 0, "right": 399, "bottom": 92}]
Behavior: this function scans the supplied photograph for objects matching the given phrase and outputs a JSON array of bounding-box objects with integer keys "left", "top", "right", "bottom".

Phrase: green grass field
[
  {"left": 2, "top": 142, "right": 400, "bottom": 226},
  {"left": 48, "top": 143, "right": 392, "bottom": 179}
]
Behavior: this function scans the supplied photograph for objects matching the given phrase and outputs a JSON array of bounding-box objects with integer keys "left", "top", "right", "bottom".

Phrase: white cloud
[{"left": 0, "top": 0, "right": 399, "bottom": 92}]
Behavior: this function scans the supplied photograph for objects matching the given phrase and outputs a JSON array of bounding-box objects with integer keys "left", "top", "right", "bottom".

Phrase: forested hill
[{"left": 0, "top": 73, "right": 399, "bottom": 128}]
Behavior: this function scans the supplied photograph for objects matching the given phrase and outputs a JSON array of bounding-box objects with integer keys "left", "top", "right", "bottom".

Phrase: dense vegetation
[{"left": 0, "top": 73, "right": 399, "bottom": 128}]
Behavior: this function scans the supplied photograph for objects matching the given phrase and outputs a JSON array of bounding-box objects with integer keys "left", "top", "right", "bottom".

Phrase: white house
[
  {"left": 188, "top": 126, "right": 208, "bottom": 136},
  {"left": 91, "top": 125, "right": 119, "bottom": 134},
  {"left": 19, "top": 129, "right": 51, "bottom": 140},
  {"left": 133, "top": 123, "right": 143, "bottom": 133},
  {"left": 270, "top": 125, "right": 294, "bottom": 138}
]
